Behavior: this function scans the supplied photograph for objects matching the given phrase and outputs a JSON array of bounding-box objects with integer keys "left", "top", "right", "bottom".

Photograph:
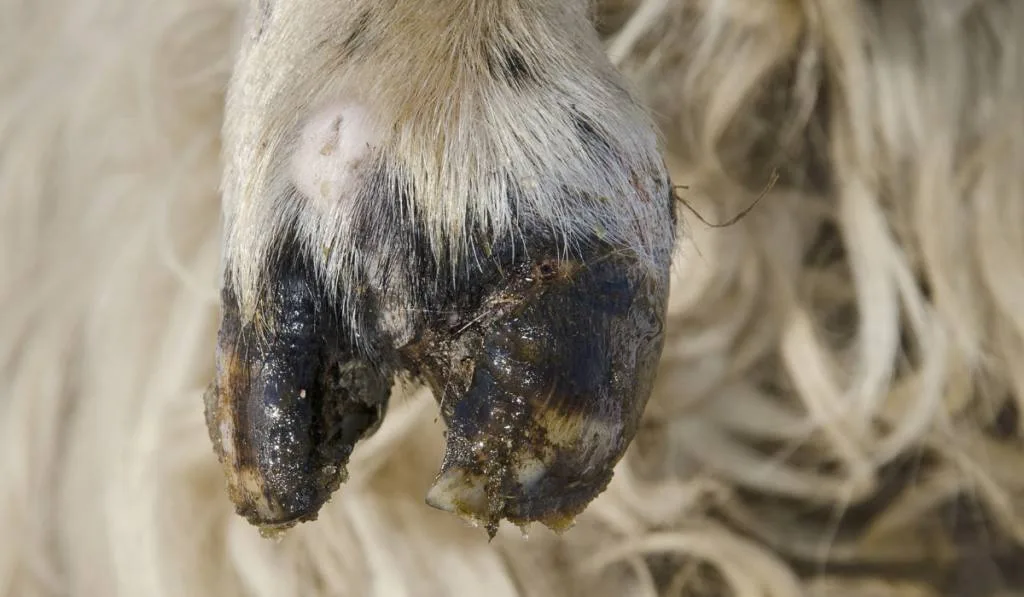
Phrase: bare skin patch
[{"left": 289, "top": 102, "right": 377, "bottom": 210}]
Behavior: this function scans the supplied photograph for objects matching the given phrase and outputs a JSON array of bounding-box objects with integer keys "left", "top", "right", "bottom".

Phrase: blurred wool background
[{"left": 3, "top": 0, "right": 1024, "bottom": 595}]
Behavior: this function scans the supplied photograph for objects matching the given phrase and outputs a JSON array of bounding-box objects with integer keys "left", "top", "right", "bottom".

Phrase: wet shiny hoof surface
[{"left": 205, "top": 226, "right": 671, "bottom": 537}]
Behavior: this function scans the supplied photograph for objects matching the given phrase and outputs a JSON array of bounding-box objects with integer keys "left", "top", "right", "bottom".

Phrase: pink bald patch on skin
[{"left": 290, "top": 102, "right": 377, "bottom": 209}]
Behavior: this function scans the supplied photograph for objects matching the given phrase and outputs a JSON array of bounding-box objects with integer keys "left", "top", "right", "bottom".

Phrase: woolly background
[{"left": 2, "top": 0, "right": 1023, "bottom": 596}]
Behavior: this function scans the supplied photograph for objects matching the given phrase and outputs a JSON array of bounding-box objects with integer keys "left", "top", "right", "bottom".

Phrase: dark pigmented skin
[{"left": 485, "top": 45, "right": 538, "bottom": 87}]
